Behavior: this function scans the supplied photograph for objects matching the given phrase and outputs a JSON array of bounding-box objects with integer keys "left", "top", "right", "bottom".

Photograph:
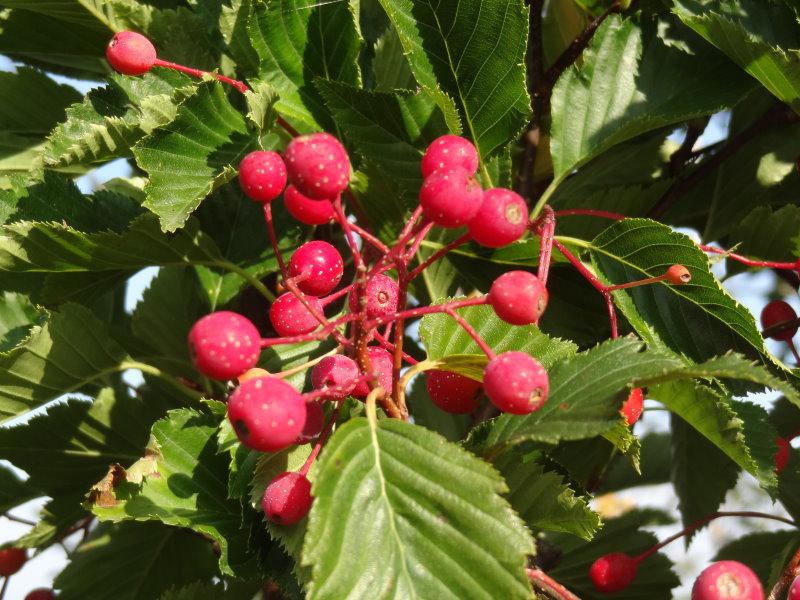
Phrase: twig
[
  {"left": 769, "top": 543, "right": 800, "bottom": 600},
  {"left": 526, "top": 568, "right": 580, "bottom": 600},
  {"left": 668, "top": 119, "right": 707, "bottom": 176},
  {"left": 4, "top": 513, "right": 36, "bottom": 526}
]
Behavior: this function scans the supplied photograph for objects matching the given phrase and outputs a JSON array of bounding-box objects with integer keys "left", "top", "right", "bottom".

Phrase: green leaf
[
  {"left": 372, "top": 25, "right": 414, "bottom": 91},
  {"left": 406, "top": 376, "right": 471, "bottom": 442},
  {"left": 730, "top": 205, "right": 800, "bottom": 263},
  {"left": 303, "top": 415, "right": 535, "bottom": 600},
  {"left": 92, "top": 408, "right": 264, "bottom": 577},
  {"left": 600, "top": 432, "right": 672, "bottom": 492},
  {"left": 54, "top": 522, "right": 218, "bottom": 600},
  {"left": 714, "top": 531, "right": 799, "bottom": 588},
  {"left": 674, "top": 0, "right": 800, "bottom": 111},
  {"left": 546, "top": 510, "right": 679, "bottom": 600},
  {"left": 493, "top": 448, "right": 601, "bottom": 540},
  {"left": 135, "top": 82, "right": 255, "bottom": 232},
  {"left": 0, "top": 305, "right": 133, "bottom": 423},
  {"left": 13, "top": 495, "right": 87, "bottom": 549},
  {"left": 589, "top": 218, "right": 789, "bottom": 382},
  {"left": 317, "top": 81, "right": 452, "bottom": 191},
  {"left": 0, "top": 388, "right": 169, "bottom": 495},
  {"left": 670, "top": 414, "right": 739, "bottom": 533},
  {"left": 42, "top": 71, "right": 192, "bottom": 169},
  {"left": 159, "top": 581, "right": 262, "bottom": 600},
  {"left": 377, "top": 0, "right": 531, "bottom": 168},
  {"left": 248, "top": 0, "right": 362, "bottom": 131},
  {"left": 0, "top": 465, "right": 39, "bottom": 513},
  {"left": 550, "top": 16, "right": 755, "bottom": 178},
  {"left": 420, "top": 303, "right": 578, "bottom": 368},
  {"left": 0, "top": 290, "right": 43, "bottom": 352}
]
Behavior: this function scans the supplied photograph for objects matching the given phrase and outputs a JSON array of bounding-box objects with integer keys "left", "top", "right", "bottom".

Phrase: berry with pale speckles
[
  {"left": 296, "top": 401, "right": 325, "bottom": 444},
  {"left": 0, "top": 547, "right": 27, "bottom": 577},
  {"left": 283, "top": 185, "right": 336, "bottom": 225},
  {"left": 419, "top": 167, "right": 483, "bottom": 228},
  {"left": 589, "top": 553, "right": 639, "bottom": 594},
  {"left": 788, "top": 575, "right": 800, "bottom": 600},
  {"left": 311, "top": 355, "right": 359, "bottom": 399},
  {"left": 426, "top": 370, "right": 482, "bottom": 414},
  {"left": 288, "top": 241, "right": 344, "bottom": 296},
  {"left": 106, "top": 31, "right": 156, "bottom": 76},
  {"left": 421, "top": 135, "right": 479, "bottom": 178},
  {"left": 24, "top": 590, "right": 56, "bottom": 600},
  {"left": 352, "top": 347, "right": 393, "bottom": 398},
  {"left": 188, "top": 311, "right": 261, "bottom": 380},
  {"left": 348, "top": 273, "right": 399, "bottom": 320},
  {"left": 262, "top": 471, "right": 313, "bottom": 525},
  {"left": 483, "top": 351, "right": 548, "bottom": 414},
  {"left": 468, "top": 188, "right": 529, "bottom": 248},
  {"left": 238, "top": 151, "right": 287, "bottom": 203},
  {"left": 488, "top": 271, "right": 548, "bottom": 325},
  {"left": 761, "top": 300, "right": 798, "bottom": 342},
  {"left": 227, "top": 376, "right": 306, "bottom": 452},
  {"left": 284, "top": 133, "right": 350, "bottom": 200},
  {"left": 621, "top": 388, "right": 644, "bottom": 426},
  {"left": 692, "top": 561, "right": 763, "bottom": 600},
  {"left": 269, "top": 293, "right": 324, "bottom": 337}
]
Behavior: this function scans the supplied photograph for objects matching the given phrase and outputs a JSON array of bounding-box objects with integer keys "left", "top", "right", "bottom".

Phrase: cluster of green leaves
[{"left": 1, "top": 0, "right": 800, "bottom": 598}]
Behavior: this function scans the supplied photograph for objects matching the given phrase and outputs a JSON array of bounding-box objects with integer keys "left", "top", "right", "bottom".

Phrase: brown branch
[
  {"left": 526, "top": 569, "right": 580, "bottom": 600},
  {"left": 648, "top": 105, "right": 800, "bottom": 219},
  {"left": 668, "top": 119, "right": 708, "bottom": 176},
  {"left": 769, "top": 543, "right": 800, "bottom": 600}
]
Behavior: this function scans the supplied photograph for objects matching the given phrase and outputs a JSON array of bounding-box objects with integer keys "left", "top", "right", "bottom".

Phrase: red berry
[
  {"left": 0, "top": 547, "right": 26, "bottom": 576},
  {"left": 25, "top": 590, "right": 56, "bottom": 600},
  {"left": 262, "top": 471, "right": 313, "bottom": 525},
  {"left": 788, "top": 575, "right": 800, "bottom": 600},
  {"left": 188, "top": 311, "right": 261, "bottom": 380},
  {"left": 269, "top": 292, "right": 324, "bottom": 337},
  {"left": 352, "top": 347, "right": 393, "bottom": 398},
  {"left": 106, "top": 31, "right": 156, "bottom": 76},
  {"left": 665, "top": 264, "right": 692, "bottom": 285},
  {"left": 421, "top": 135, "right": 479, "bottom": 178},
  {"left": 761, "top": 300, "right": 798, "bottom": 342},
  {"left": 288, "top": 241, "right": 344, "bottom": 296},
  {"left": 483, "top": 351, "right": 548, "bottom": 414},
  {"left": 426, "top": 370, "right": 482, "bottom": 414},
  {"left": 348, "top": 274, "right": 399, "bottom": 319},
  {"left": 488, "top": 271, "right": 548, "bottom": 325},
  {"left": 468, "top": 188, "right": 528, "bottom": 248},
  {"left": 776, "top": 437, "right": 791, "bottom": 474},
  {"left": 284, "top": 133, "right": 350, "bottom": 200},
  {"left": 589, "top": 553, "right": 639, "bottom": 593},
  {"left": 621, "top": 388, "right": 644, "bottom": 426},
  {"left": 238, "top": 151, "right": 287, "bottom": 203},
  {"left": 296, "top": 401, "right": 325, "bottom": 444},
  {"left": 227, "top": 376, "right": 306, "bottom": 452},
  {"left": 283, "top": 185, "right": 336, "bottom": 225},
  {"left": 419, "top": 167, "right": 483, "bottom": 228},
  {"left": 692, "top": 561, "right": 763, "bottom": 600},
  {"left": 311, "top": 355, "right": 359, "bottom": 399}
]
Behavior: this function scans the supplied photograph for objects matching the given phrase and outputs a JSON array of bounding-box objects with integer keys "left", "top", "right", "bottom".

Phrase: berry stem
[
  {"left": 260, "top": 316, "right": 355, "bottom": 347},
  {"left": 298, "top": 407, "right": 340, "bottom": 477},
  {"left": 526, "top": 569, "right": 580, "bottom": 600},
  {"left": 283, "top": 278, "right": 351, "bottom": 347},
  {"left": 348, "top": 221, "right": 390, "bottom": 254},
  {"left": 605, "top": 272, "right": 672, "bottom": 291},
  {"left": 262, "top": 203, "right": 288, "bottom": 279},
  {"left": 535, "top": 205, "right": 556, "bottom": 286},
  {"left": 604, "top": 292, "right": 619, "bottom": 339},
  {"left": 152, "top": 58, "right": 250, "bottom": 94},
  {"left": 404, "top": 221, "right": 436, "bottom": 263},
  {"left": 365, "top": 296, "right": 488, "bottom": 330},
  {"left": 392, "top": 267, "right": 411, "bottom": 418},
  {"left": 788, "top": 339, "right": 800, "bottom": 365},
  {"left": 0, "top": 575, "right": 9, "bottom": 600},
  {"left": 409, "top": 233, "right": 471, "bottom": 280},
  {"left": 373, "top": 331, "right": 419, "bottom": 365},
  {"left": 762, "top": 316, "right": 800, "bottom": 339},
  {"left": 553, "top": 208, "right": 627, "bottom": 220},
  {"left": 444, "top": 307, "right": 496, "bottom": 359},
  {"left": 768, "top": 543, "right": 800, "bottom": 600},
  {"left": 699, "top": 244, "right": 799, "bottom": 271},
  {"left": 275, "top": 346, "right": 342, "bottom": 378},
  {"left": 3, "top": 513, "right": 36, "bottom": 527}
]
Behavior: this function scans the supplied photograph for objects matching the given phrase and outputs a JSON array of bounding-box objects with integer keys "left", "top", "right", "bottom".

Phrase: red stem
[
  {"left": 260, "top": 315, "right": 355, "bottom": 347},
  {"left": 553, "top": 208, "right": 626, "bottom": 220},
  {"left": 365, "top": 296, "right": 488, "bottom": 330},
  {"left": 699, "top": 244, "right": 799, "bottom": 271},
  {"left": 605, "top": 273, "right": 670, "bottom": 291},
  {"left": 526, "top": 569, "right": 579, "bottom": 600},
  {"left": 536, "top": 205, "right": 556, "bottom": 286},
  {"left": 788, "top": 339, "right": 800, "bottom": 365},
  {"left": 298, "top": 407, "right": 340, "bottom": 477},
  {"left": 153, "top": 59, "right": 249, "bottom": 94},
  {"left": 373, "top": 331, "right": 419, "bottom": 364},
  {"left": 348, "top": 221, "right": 390, "bottom": 254},
  {"left": 283, "top": 278, "right": 351, "bottom": 347},
  {"left": 262, "top": 203, "right": 288, "bottom": 279},
  {"left": 405, "top": 221, "right": 436, "bottom": 263},
  {"left": 409, "top": 233, "right": 471, "bottom": 280}
]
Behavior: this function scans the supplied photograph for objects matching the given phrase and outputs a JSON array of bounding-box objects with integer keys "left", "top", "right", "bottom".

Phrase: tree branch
[{"left": 769, "top": 543, "right": 800, "bottom": 600}]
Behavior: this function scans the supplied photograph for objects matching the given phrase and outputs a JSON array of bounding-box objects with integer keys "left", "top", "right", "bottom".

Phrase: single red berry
[
  {"left": 483, "top": 352, "right": 548, "bottom": 415},
  {"left": 348, "top": 274, "right": 399, "bottom": 319},
  {"left": 24, "top": 589, "right": 56, "bottom": 600},
  {"left": 283, "top": 185, "right": 336, "bottom": 225},
  {"left": 788, "top": 575, "right": 800, "bottom": 600},
  {"left": 0, "top": 547, "right": 27, "bottom": 576},
  {"left": 488, "top": 271, "right": 548, "bottom": 325},
  {"left": 296, "top": 401, "right": 325, "bottom": 444},
  {"left": 468, "top": 188, "right": 529, "bottom": 248},
  {"left": 776, "top": 437, "right": 791, "bottom": 474},
  {"left": 269, "top": 293, "right": 324, "bottom": 337},
  {"left": 621, "top": 388, "right": 644, "bottom": 426},
  {"left": 284, "top": 133, "right": 350, "bottom": 200},
  {"left": 589, "top": 553, "right": 639, "bottom": 594},
  {"left": 227, "top": 376, "right": 307, "bottom": 452},
  {"left": 288, "top": 241, "right": 344, "bottom": 296},
  {"left": 761, "top": 300, "right": 798, "bottom": 342},
  {"left": 421, "top": 134, "right": 479, "bottom": 178},
  {"left": 106, "top": 31, "right": 157, "bottom": 76},
  {"left": 311, "top": 354, "right": 359, "bottom": 399},
  {"left": 238, "top": 151, "right": 287, "bottom": 203},
  {"left": 352, "top": 347, "right": 393, "bottom": 398},
  {"left": 692, "top": 561, "right": 763, "bottom": 600},
  {"left": 188, "top": 311, "right": 261, "bottom": 380},
  {"left": 665, "top": 264, "right": 692, "bottom": 285},
  {"left": 426, "top": 370, "right": 482, "bottom": 414},
  {"left": 262, "top": 471, "right": 313, "bottom": 525},
  {"left": 419, "top": 167, "right": 483, "bottom": 228}
]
